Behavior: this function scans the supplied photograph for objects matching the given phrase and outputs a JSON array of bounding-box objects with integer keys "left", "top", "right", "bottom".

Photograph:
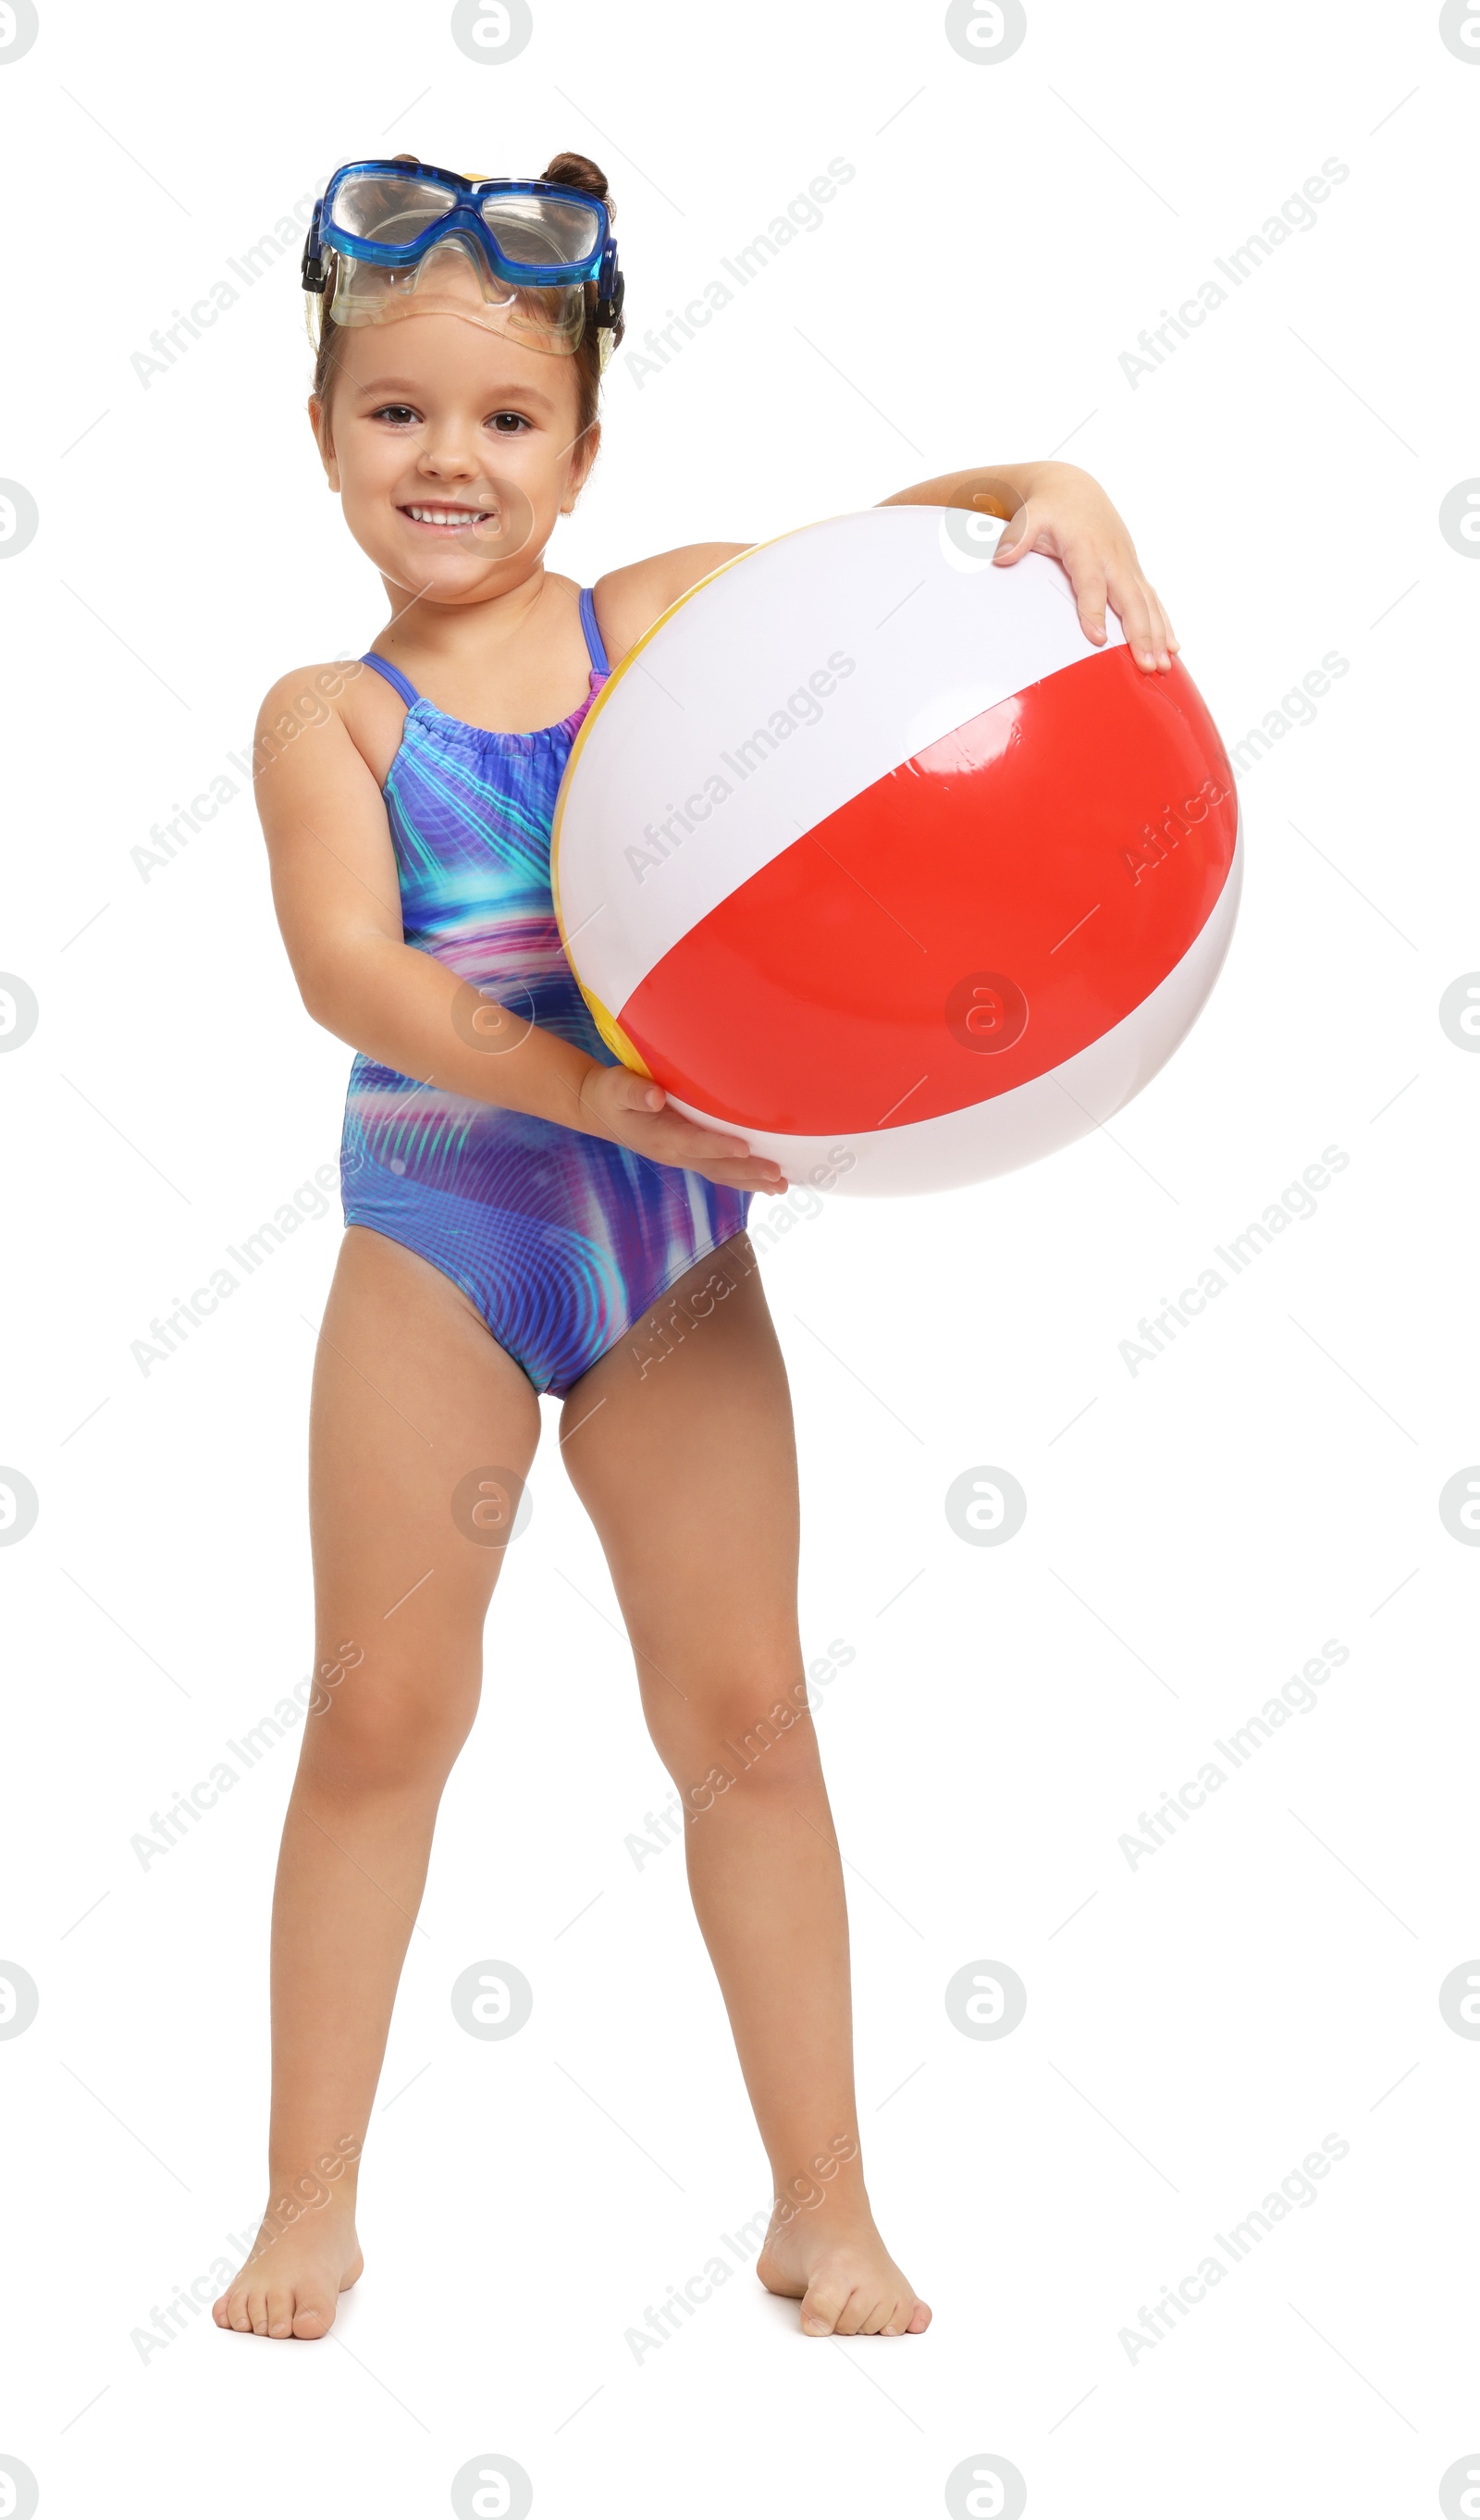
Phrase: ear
[
  {"left": 561, "top": 418, "right": 600, "bottom": 514},
  {"left": 308, "top": 395, "right": 341, "bottom": 493}
]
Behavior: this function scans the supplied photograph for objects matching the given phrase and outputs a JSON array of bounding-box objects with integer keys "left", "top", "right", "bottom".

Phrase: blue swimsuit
[{"left": 340, "top": 587, "right": 751, "bottom": 1396}]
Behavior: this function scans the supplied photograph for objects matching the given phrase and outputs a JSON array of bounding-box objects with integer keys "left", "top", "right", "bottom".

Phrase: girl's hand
[
  {"left": 990, "top": 463, "right": 1178, "bottom": 673},
  {"left": 577, "top": 1060, "right": 789, "bottom": 1194}
]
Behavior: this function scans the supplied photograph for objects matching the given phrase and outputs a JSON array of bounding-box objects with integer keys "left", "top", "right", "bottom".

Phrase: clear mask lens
[
  {"left": 478, "top": 194, "right": 602, "bottom": 268},
  {"left": 324, "top": 233, "right": 587, "bottom": 353},
  {"left": 332, "top": 170, "right": 462, "bottom": 249}
]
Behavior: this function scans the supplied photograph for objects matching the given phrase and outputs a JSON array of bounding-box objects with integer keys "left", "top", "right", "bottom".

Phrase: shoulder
[
  {"left": 254, "top": 656, "right": 405, "bottom": 788},
  {"left": 590, "top": 544, "right": 753, "bottom": 668},
  {"left": 254, "top": 659, "right": 374, "bottom": 750}
]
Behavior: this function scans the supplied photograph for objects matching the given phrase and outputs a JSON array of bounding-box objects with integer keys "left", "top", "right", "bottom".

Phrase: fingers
[
  {"left": 607, "top": 1069, "right": 666, "bottom": 1113},
  {"left": 638, "top": 1106, "right": 783, "bottom": 1181},
  {"left": 589, "top": 1063, "right": 790, "bottom": 1190},
  {"left": 1111, "top": 575, "right": 1160, "bottom": 669},
  {"left": 653, "top": 1116, "right": 758, "bottom": 1167},
  {"left": 1107, "top": 568, "right": 1175, "bottom": 672},
  {"left": 674, "top": 1140, "right": 789, "bottom": 1192},
  {"left": 1149, "top": 587, "right": 1179, "bottom": 655},
  {"left": 688, "top": 1151, "right": 789, "bottom": 1192},
  {"left": 989, "top": 493, "right": 1179, "bottom": 673},
  {"left": 714, "top": 1163, "right": 791, "bottom": 1192},
  {"left": 991, "top": 500, "right": 1036, "bottom": 563},
  {"left": 1141, "top": 586, "right": 1174, "bottom": 666},
  {"left": 1071, "top": 560, "right": 1109, "bottom": 647}
]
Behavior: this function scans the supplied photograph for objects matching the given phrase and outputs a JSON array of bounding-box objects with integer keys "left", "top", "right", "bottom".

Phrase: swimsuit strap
[
  {"left": 363, "top": 599, "right": 606, "bottom": 709},
  {"left": 579, "top": 585, "right": 610, "bottom": 675},
  {"left": 361, "top": 651, "right": 421, "bottom": 707}
]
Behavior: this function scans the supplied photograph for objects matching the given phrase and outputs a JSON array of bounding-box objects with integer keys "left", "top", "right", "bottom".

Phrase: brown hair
[{"left": 308, "top": 149, "right": 623, "bottom": 469}]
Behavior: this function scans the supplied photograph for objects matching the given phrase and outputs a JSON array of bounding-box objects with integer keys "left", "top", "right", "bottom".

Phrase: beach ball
[{"left": 551, "top": 504, "right": 1240, "bottom": 1195}]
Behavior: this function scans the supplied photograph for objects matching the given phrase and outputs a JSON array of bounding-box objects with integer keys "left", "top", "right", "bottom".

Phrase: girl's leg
[
  {"left": 213, "top": 1226, "right": 541, "bottom": 2340},
  {"left": 559, "top": 1231, "right": 930, "bottom": 2338}
]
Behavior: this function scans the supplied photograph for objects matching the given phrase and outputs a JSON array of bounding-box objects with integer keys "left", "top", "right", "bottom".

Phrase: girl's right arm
[{"left": 253, "top": 670, "right": 784, "bottom": 1194}]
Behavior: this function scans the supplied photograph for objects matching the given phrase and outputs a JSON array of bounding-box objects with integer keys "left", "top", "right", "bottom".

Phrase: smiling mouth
[{"left": 399, "top": 502, "right": 496, "bottom": 532}]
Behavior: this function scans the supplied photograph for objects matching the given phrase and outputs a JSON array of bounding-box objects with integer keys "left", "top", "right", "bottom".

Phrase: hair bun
[{"left": 541, "top": 149, "right": 612, "bottom": 213}]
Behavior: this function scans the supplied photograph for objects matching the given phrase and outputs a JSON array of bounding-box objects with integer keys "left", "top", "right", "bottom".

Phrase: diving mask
[{"left": 302, "top": 160, "right": 624, "bottom": 366}]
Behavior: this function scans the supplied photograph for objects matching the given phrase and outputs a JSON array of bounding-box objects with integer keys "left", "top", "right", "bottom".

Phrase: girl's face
[{"left": 312, "top": 302, "right": 595, "bottom": 601}]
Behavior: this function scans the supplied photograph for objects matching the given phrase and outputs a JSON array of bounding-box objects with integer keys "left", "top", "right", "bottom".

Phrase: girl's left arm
[{"left": 879, "top": 461, "right": 1178, "bottom": 674}]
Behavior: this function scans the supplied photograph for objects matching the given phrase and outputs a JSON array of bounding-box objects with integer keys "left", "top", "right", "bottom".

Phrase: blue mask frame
[{"left": 302, "top": 159, "right": 624, "bottom": 342}]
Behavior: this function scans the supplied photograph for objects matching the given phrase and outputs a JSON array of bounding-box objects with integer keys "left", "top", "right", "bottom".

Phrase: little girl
[{"left": 213, "top": 148, "right": 1177, "bottom": 2344}]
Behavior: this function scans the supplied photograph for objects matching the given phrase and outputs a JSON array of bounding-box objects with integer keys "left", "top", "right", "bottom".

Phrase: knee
[
  {"left": 301, "top": 1652, "right": 481, "bottom": 1793},
  {"left": 652, "top": 1673, "right": 821, "bottom": 1814}
]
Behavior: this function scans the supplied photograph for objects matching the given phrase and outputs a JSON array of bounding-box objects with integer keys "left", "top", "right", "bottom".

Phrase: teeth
[{"left": 406, "top": 504, "right": 487, "bottom": 525}]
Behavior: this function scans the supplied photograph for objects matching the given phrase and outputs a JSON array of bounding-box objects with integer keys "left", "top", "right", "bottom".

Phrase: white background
[{"left": 2, "top": 2, "right": 1476, "bottom": 2514}]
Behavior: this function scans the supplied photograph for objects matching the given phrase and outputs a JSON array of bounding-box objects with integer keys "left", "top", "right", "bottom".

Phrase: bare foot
[
  {"left": 757, "top": 2199, "right": 931, "bottom": 2337},
  {"left": 212, "top": 2199, "right": 364, "bottom": 2341}
]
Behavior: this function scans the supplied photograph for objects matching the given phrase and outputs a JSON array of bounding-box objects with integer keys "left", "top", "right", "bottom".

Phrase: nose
[{"left": 414, "top": 427, "right": 484, "bottom": 484}]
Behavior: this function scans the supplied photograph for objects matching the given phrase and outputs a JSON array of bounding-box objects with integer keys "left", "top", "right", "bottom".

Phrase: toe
[
  {"left": 265, "top": 2285, "right": 295, "bottom": 2340},
  {"left": 292, "top": 2296, "right": 332, "bottom": 2339},
  {"left": 798, "top": 2279, "right": 846, "bottom": 2336},
  {"left": 246, "top": 2289, "right": 271, "bottom": 2338},
  {"left": 832, "top": 2288, "right": 873, "bottom": 2337},
  {"left": 227, "top": 2289, "right": 254, "bottom": 2334},
  {"left": 906, "top": 2298, "right": 932, "bottom": 2333}
]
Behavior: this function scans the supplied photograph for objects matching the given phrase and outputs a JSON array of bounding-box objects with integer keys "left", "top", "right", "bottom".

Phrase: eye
[
  {"left": 371, "top": 403, "right": 421, "bottom": 426},
  {"left": 489, "top": 412, "right": 532, "bottom": 434}
]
